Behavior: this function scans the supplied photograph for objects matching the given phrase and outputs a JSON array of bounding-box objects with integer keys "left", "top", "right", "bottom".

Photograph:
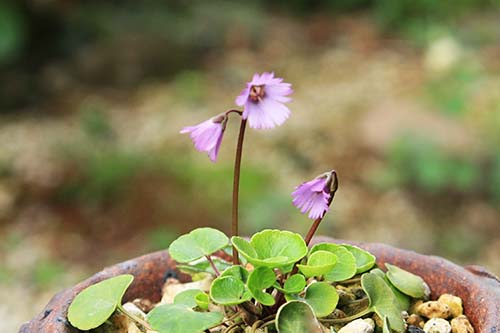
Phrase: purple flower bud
[
  {"left": 235, "top": 72, "right": 293, "bottom": 130},
  {"left": 292, "top": 174, "right": 332, "bottom": 220},
  {"left": 180, "top": 114, "right": 227, "bottom": 162}
]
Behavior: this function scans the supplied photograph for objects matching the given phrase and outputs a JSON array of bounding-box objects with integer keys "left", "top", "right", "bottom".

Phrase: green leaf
[
  {"left": 195, "top": 292, "right": 210, "bottom": 310},
  {"left": 361, "top": 273, "right": 405, "bottom": 332},
  {"left": 370, "top": 268, "right": 410, "bottom": 311},
  {"left": 174, "top": 289, "right": 204, "bottom": 308},
  {"left": 169, "top": 228, "right": 229, "bottom": 263},
  {"left": 310, "top": 243, "right": 357, "bottom": 281},
  {"left": 283, "top": 274, "right": 306, "bottom": 294},
  {"left": 385, "top": 263, "right": 427, "bottom": 298},
  {"left": 297, "top": 250, "right": 337, "bottom": 278},
  {"left": 303, "top": 282, "right": 339, "bottom": 317},
  {"left": 67, "top": 274, "right": 134, "bottom": 330},
  {"left": 210, "top": 276, "right": 251, "bottom": 305},
  {"left": 342, "top": 244, "right": 376, "bottom": 273},
  {"left": 231, "top": 230, "right": 308, "bottom": 269},
  {"left": 177, "top": 257, "right": 231, "bottom": 276},
  {"left": 276, "top": 301, "right": 322, "bottom": 333},
  {"left": 247, "top": 266, "right": 276, "bottom": 306},
  {"left": 147, "top": 304, "right": 223, "bottom": 333},
  {"left": 220, "top": 265, "right": 249, "bottom": 283}
]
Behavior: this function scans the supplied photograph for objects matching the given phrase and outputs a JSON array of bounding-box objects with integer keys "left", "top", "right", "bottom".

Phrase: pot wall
[{"left": 19, "top": 238, "right": 500, "bottom": 333}]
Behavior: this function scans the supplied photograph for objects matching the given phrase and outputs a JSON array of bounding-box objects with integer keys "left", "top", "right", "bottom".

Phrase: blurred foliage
[
  {"left": 2, "top": 0, "right": 499, "bottom": 110},
  {"left": 372, "top": 0, "right": 498, "bottom": 30},
  {"left": 146, "top": 226, "right": 179, "bottom": 252},
  {"left": 375, "top": 135, "right": 500, "bottom": 200},
  {"left": 0, "top": 2, "right": 25, "bottom": 64},
  {"left": 425, "top": 66, "right": 481, "bottom": 116},
  {"left": 55, "top": 148, "right": 148, "bottom": 205},
  {"left": 31, "top": 260, "right": 66, "bottom": 289},
  {"left": 0, "top": 265, "right": 12, "bottom": 284},
  {"left": 53, "top": 106, "right": 146, "bottom": 204},
  {"left": 80, "top": 103, "right": 115, "bottom": 141},
  {"left": 490, "top": 156, "right": 500, "bottom": 201},
  {"left": 51, "top": 104, "right": 279, "bottom": 235},
  {"left": 173, "top": 70, "right": 208, "bottom": 105}
]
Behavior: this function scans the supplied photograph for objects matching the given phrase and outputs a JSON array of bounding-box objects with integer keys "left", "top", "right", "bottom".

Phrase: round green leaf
[
  {"left": 174, "top": 289, "right": 204, "bottom": 308},
  {"left": 342, "top": 244, "right": 376, "bottom": 273},
  {"left": 311, "top": 243, "right": 357, "bottom": 281},
  {"left": 220, "top": 265, "right": 249, "bottom": 283},
  {"left": 276, "top": 301, "right": 322, "bottom": 333},
  {"left": 385, "top": 263, "right": 427, "bottom": 298},
  {"left": 370, "top": 268, "right": 410, "bottom": 311},
  {"left": 303, "top": 282, "right": 339, "bottom": 317},
  {"left": 68, "top": 274, "right": 134, "bottom": 330},
  {"left": 297, "top": 250, "right": 337, "bottom": 278},
  {"left": 247, "top": 266, "right": 276, "bottom": 306},
  {"left": 231, "top": 230, "right": 308, "bottom": 269},
  {"left": 283, "top": 274, "right": 306, "bottom": 294},
  {"left": 361, "top": 272, "right": 405, "bottom": 332},
  {"left": 210, "top": 276, "right": 251, "bottom": 305},
  {"left": 147, "top": 303, "right": 223, "bottom": 333},
  {"left": 195, "top": 292, "right": 210, "bottom": 310},
  {"left": 169, "top": 227, "right": 229, "bottom": 263}
]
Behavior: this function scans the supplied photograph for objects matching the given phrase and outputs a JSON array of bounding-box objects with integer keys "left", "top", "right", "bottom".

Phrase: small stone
[
  {"left": 338, "top": 318, "right": 374, "bottom": 333},
  {"left": 410, "top": 300, "right": 424, "bottom": 314},
  {"left": 438, "top": 294, "right": 463, "bottom": 318},
  {"left": 408, "top": 325, "right": 425, "bottom": 333},
  {"left": 122, "top": 302, "right": 146, "bottom": 319},
  {"left": 160, "top": 276, "right": 212, "bottom": 304},
  {"left": 417, "top": 301, "right": 451, "bottom": 319},
  {"left": 132, "top": 298, "right": 154, "bottom": 313},
  {"left": 407, "top": 314, "right": 425, "bottom": 328},
  {"left": 451, "top": 315, "right": 474, "bottom": 333},
  {"left": 423, "top": 318, "right": 451, "bottom": 333}
]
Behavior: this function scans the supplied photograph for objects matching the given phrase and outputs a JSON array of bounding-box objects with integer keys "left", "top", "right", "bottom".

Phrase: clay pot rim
[{"left": 19, "top": 237, "right": 500, "bottom": 333}]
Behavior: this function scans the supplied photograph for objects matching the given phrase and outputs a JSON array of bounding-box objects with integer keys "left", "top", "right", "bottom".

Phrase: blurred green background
[{"left": 1, "top": 0, "right": 500, "bottom": 331}]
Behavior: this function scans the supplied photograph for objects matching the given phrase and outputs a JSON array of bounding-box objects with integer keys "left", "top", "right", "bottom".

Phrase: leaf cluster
[{"left": 67, "top": 228, "right": 430, "bottom": 333}]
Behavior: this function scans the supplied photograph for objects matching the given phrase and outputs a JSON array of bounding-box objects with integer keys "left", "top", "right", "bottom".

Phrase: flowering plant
[{"left": 66, "top": 73, "right": 432, "bottom": 333}]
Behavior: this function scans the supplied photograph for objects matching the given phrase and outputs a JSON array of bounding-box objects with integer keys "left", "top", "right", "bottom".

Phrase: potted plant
[{"left": 20, "top": 73, "right": 499, "bottom": 333}]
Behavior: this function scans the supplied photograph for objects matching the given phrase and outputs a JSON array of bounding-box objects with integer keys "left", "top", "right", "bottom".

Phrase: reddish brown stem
[
  {"left": 304, "top": 217, "right": 322, "bottom": 246},
  {"left": 225, "top": 109, "right": 243, "bottom": 116},
  {"left": 232, "top": 118, "right": 247, "bottom": 265},
  {"left": 205, "top": 255, "right": 220, "bottom": 276}
]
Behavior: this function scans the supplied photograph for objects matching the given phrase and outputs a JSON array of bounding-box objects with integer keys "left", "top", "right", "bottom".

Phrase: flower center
[{"left": 249, "top": 85, "right": 265, "bottom": 102}]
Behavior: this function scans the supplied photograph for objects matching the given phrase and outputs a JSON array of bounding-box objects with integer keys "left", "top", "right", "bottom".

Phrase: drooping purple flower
[
  {"left": 180, "top": 114, "right": 227, "bottom": 162},
  {"left": 235, "top": 72, "right": 293, "bottom": 130},
  {"left": 292, "top": 176, "right": 331, "bottom": 220}
]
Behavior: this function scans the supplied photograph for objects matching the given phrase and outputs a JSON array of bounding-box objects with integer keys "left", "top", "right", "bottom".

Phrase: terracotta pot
[{"left": 19, "top": 237, "right": 500, "bottom": 333}]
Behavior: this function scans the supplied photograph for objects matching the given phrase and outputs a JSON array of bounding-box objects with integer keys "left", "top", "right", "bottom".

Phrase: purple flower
[
  {"left": 292, "top": 176, "right": 331, "bottom": 220},
  {"left": 180, "top": 115, "right": 227, "bottom": 162},
  {"left": 235, "top": 72, "right": 293, "bottom": 129}
]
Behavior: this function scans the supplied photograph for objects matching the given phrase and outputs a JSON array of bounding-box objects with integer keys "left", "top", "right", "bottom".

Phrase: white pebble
[
  {"left": 338, "top": 318, "right": 375, "bottom": 333},
  {"left": 424, "top": 318, "right": 452, "bottom": 333}
]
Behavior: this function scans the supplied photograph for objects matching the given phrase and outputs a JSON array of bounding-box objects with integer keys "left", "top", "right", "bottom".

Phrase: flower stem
[
  {"left": 116, "top": 304, "right": 152, "bottom": 332},
  {"left": 232, "top": 118, "right": 247, "bottom": 265},
  {"left": 303, "top": 170, "right": 338, "bottom": 246},
  {"left": 205, "top": 255, "right": 220, "bottom": 276}
]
